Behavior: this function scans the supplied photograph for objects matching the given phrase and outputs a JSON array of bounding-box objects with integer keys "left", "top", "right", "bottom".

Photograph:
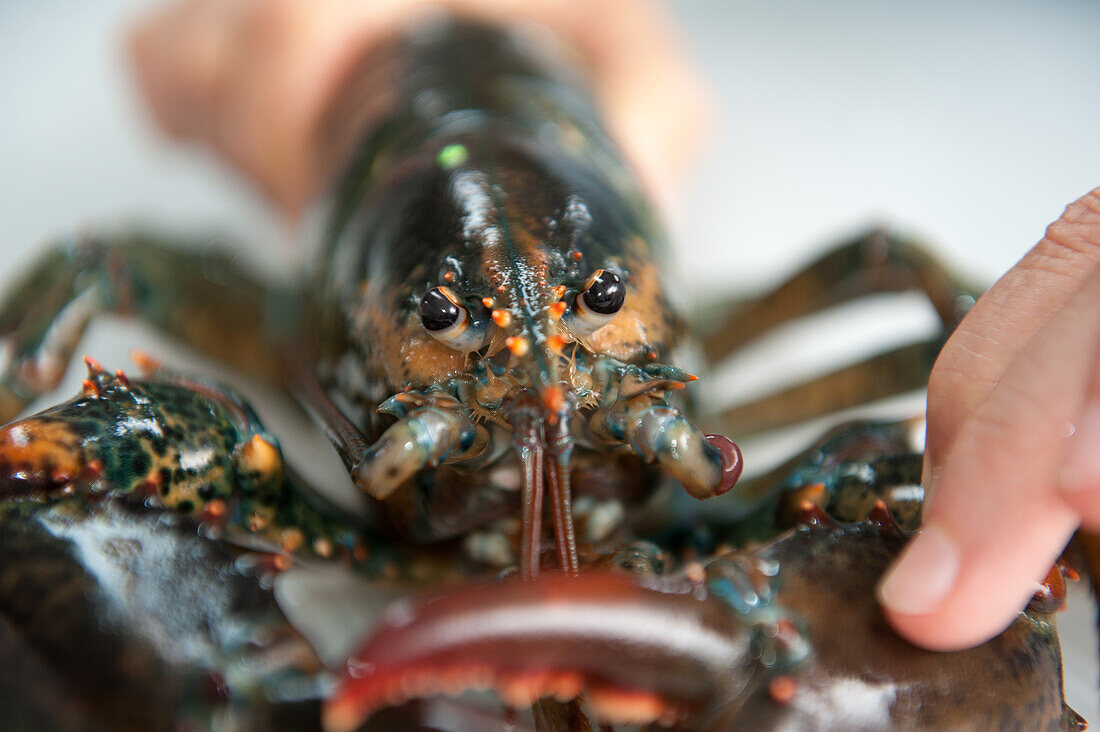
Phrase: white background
[{"left": 1, "top": 0, "right": 1098, "bottom": 721}]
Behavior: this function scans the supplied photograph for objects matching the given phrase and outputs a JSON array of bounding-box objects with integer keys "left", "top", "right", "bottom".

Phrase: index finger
[
  {"left": 925, "top": 188, "right": 1100, "bottom": 474},
  {"left": 880, "top": 190, "right": 1100, "bottom": 650}
]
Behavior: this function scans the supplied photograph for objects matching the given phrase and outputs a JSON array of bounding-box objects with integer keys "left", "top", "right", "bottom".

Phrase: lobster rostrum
[{"left": 0, "top": 9, "right": 1081, "bottom": 732}]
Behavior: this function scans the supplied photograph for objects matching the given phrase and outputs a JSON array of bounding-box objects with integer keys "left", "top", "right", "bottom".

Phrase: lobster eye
[
  {"left": 581, "top": 270, "right": 625, "bottom": 315},
  {"left": 563, "top": 269, "right": 626, "bottom": 336},
  {"left": 420, "top": 287, "right": 463, "bottom": 332},
  {"left": 419, "top": 286, "right": 490, "bottom": 352}
]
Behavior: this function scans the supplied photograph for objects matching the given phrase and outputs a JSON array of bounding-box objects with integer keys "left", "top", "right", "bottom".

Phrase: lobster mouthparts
[{"left": 323, "top": 572, "right": 755, "bottom": 731}]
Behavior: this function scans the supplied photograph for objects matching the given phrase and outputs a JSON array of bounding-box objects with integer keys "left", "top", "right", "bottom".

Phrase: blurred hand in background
[{"left": 128, "top": 0, "right": 710, "bottom": 217}]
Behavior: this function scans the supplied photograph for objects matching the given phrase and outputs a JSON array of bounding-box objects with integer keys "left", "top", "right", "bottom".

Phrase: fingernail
[
  {"left": 1061, "top": 402, "right": 1100, "bottom": 493},
  {"left": 877, "top": 522, "right": 959, "bottom": 616}
]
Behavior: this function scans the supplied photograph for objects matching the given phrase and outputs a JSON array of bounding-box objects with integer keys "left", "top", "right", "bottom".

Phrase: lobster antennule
[
  {"left": 506, "top": 389, "right": 581, "bottom": 578},
  {"left": 508, "top": 395, "right": 546, "bottom": 580},
  {"left": 323, "top": 572, "right": 756, "bottom": 732},
  {"left": 543, "top": 386, "right": 580, "bottom": 575}
]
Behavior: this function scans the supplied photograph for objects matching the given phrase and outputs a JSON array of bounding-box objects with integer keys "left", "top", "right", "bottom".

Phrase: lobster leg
[
  {"left": 717, "top": 338, "right": 943, "bottom": 434},
  {"left": 700, "top": 230, "right": 981, "bottom": 434},
  {"left": 699, "top": 228, "right": 979, "bottom": 362},
  {"left": 0, "top": 233, "right": 292, "bottom": 422}
]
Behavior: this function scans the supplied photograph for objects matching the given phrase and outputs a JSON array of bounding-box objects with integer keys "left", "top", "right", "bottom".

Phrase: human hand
[
  {"left": 127, "top": 0, "right": 708, "bottom": 217},
  {"left": 878, "top": 187, "right": 1100, "bottom": 650}
]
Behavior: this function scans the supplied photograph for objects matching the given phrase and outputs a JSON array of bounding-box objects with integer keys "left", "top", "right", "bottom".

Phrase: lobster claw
[
  {"left": 0, "top": 357, "right": 287, "bottom": 520},
  {"left": 326, "top": 504, "right": 1079, "bottom": 732},
  {"left": 0, "top": 358, "right": 121, "bottom": 498},
  {"left": 324, "top": 558, "right": 808, "bottom": 731},
  {"left": 0, "top": 414, "right": 86, "bottom": 497}
]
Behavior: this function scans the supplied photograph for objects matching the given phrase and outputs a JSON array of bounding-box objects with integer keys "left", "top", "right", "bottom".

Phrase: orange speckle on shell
[
  {"left": 768, "top": 675, "right": 798, "bottom": 705},
  {"left": 281, "top": 528, "right": 305, "bottom": 552},
  {"left": 204, "top": 498, "right": 228, "bottom": 520},
  {"left": 541, "top": 385, "right": 565, "bottom": 414},
  {"left": 240, "top": 434, "right": 281, "bottom": 476},
  {"left": 505, "top": 336, "right": 530, "bottom": 357},
  {"left": 481, "top": 297, "right": 494, "bottom": 309},
  {"left": 314, "top": 537, "right": 334, "bottom": 558},
  {"left": 83, "top": 459, "right": 104, "bottom": 480},
  {"left": 130, "top": 349, "right": 162, "bottom": 375},
  {"left": 498, "top": 670, "right": 584, "bottom": 710},
  {"left": 83, "top": 355, "right": 105, "bottom": 375},
  {"left": 586, "top": 684, "right": 672, "bottom": 726},
  {"left": 546, "top": 334, "right": 568, "bottom": 354},
  {"left": 795, "top": 482, "right": 827, "bottom": 505},
  {"left": 548, "top": 301, "right": 567, "bottom": 319},
  {"left": 492, "top": 309, "right": 512, "bottom": 328}
]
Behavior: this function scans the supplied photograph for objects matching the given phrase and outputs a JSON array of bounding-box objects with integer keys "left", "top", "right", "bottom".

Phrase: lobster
[{"left": 0, "top": 9, "right": 1086, "bottom": 731}]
